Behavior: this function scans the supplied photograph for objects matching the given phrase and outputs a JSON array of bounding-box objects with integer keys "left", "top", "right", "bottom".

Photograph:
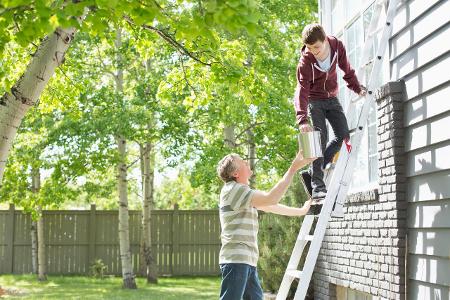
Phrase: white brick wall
[{"left": 313, "top": 81, "right": 407, "bottom": 300}]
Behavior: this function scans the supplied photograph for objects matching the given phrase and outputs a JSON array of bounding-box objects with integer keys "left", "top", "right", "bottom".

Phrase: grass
[{"left": 0, "top": 274, "right": 221, "bottom": 299}]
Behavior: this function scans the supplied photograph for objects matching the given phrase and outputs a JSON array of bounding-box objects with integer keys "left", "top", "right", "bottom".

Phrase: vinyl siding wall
[{"left": 390, "top": 0, "right": 450, "bottom": 299}]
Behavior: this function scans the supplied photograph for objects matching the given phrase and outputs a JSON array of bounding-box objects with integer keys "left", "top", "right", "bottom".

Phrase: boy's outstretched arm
[
  {"left": 251, "top": 151, "right": 315, "bottom": 208},
  {"left": 259, "top": 200, "right": 312, "bottom": 216}
]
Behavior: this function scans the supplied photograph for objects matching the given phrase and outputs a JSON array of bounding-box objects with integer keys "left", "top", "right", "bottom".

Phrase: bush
[{"left": 89, "top": 259, "right": 107, "bottom": 279}]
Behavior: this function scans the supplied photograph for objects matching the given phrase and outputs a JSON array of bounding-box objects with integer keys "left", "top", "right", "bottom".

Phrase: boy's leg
[
  {"left": 324, "top": 98, "right": 350, "bottom": 167},
  {"left": 219, "top": 263, "right": 249, "bottom": 300},
  {"left": 308, "top": 100, "right": 328, "bottom": 198},
  {"left": 243, "top": 266, "right": 264, "bottom": 300}
]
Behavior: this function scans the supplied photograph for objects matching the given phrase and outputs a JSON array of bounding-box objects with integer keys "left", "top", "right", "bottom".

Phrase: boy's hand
[
  {"left": 299, "top": 123, "right": 313, "bottom": 133},
  {"left": 359, "top": 85, "right": 368, "bottom": 96},
  {"left": 291, "top": 150, "right": 316, "bottom": 171}
]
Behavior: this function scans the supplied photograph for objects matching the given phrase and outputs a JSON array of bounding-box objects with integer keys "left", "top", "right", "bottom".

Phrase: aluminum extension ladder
[{"left": 276, "top": 0, "right": 399, "bottom": 299}]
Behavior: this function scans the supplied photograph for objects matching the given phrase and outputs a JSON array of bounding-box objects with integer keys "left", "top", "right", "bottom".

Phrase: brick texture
[{"left": 313, "top": 81, "right": 407, "bottom": 300}]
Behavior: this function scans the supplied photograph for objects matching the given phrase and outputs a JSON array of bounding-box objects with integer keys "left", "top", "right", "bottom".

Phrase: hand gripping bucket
[{"left": 298, "top": 131, "right": 323, "bottom": 159}]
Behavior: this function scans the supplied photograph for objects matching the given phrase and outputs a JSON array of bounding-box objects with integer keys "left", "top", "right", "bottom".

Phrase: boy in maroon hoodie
[{"left": 294, "top": 24, "right": 367, "bottom": 202}]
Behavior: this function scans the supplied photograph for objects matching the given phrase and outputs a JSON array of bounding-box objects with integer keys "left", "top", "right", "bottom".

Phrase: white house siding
[
  {"left": 312, "top": 0, "right": 449, "bottom": 299},
  {"left": 390, "top": 0, "right": 450, "bottom": 299}
]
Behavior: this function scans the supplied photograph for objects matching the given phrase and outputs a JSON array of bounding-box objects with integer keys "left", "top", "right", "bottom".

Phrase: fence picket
[{"left": 0, "top": 204, "right": 221, "bottom": 276}]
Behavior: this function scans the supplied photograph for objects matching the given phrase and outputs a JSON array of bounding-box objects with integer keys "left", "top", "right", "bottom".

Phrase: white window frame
[{"left": 320, "top": 0, "right": 390, "bottom": 193}]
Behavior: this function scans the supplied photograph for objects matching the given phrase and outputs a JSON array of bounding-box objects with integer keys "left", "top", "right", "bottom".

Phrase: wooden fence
[{"left": 0, "top": 204, "right": 221, "bottom": 276}]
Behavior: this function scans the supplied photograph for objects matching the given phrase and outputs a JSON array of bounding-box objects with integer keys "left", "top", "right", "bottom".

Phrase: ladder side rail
[
  {"left": 356, "top": 0, "right": 385, "bottom": 81},
  {"left": 293, "top": 196, "right": 336, "bottom": 299},
  {"left": 293, "top": 105, "right": 374, "bottom": 299},
  {"left": 292, "top": 148, "right": 351, "bottom": 299},
  {"left": 344, "top": 0, "right": 385, "bottom": 128},
  {"left": 292, "top": 0, "right": 401, "bottom": 298},
  {"left": 276, "top": 215, "right": 316, "bottom": 300},
  {"left": 334, "top": 0, "right": 400, "bottom": 208},
  {"left": 357, "top": 0, "right": 398, "bottom": 127},
  {"left": 277, "top": 0, "right": 400, "bottom": 299},
  {"left": 285, "top": 216, "right": 316, "bottom": 271}
]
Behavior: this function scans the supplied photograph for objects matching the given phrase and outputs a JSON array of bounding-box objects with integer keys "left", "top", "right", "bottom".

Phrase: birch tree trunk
[
  {"left": 141, "top": 58, "right": 158, "bottom": 283},
  {"left": 31, "top": 168, "right": 39, "bottom": 275},
  {"left": 246, "top": 129, "right": 256, "bottom": 188},
  {"left": 116, "top": 136, "right": 136, "bottom": 288},
  {"left": 115, "top": 28, "right": 136, "bottom": 289},
  {"left": 32, "top": 168, "right": 46, "bottom": 281},
  {"left": 224, "top": 125, "right": 236, "bottom": 148},
  {"left": 30, "top": 220, "right": 38, "bottom": 274},
  {"left": 138, "top": 145, "right": 146, "bottom": 277},
  {"left": 142, "top": 140, "right": 158, "bottom": 283},
  {"left": 37, "top": 206, "right": 46, "bottom": 281},
  {"left": 0, "top": 27, "right": 77, "bottom": 184}
]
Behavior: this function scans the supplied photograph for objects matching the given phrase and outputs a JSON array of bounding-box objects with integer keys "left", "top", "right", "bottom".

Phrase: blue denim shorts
[{"left": 219, "top": 263, "right": 263, "bottom": 300}]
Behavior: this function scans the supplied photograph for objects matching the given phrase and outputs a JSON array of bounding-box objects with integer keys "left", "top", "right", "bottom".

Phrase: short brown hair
[
  {"left": 217, "top": 154, "right": 240, "bottom": 182},
  {"left": 302, "top": 24, "right": 326, "bottom": 45}
]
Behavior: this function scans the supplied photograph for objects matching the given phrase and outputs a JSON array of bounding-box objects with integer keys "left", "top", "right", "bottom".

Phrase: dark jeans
[
  {"left": 219, "top": 263, "right": 263, "bottom": 300},
  {"left": 308, "top": 97, "right": 350, "bottom": 197}
]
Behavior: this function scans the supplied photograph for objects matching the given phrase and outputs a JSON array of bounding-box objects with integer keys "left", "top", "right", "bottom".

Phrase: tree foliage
[{"left": 1, "top": 0, "right": 318, "bottom": 292}]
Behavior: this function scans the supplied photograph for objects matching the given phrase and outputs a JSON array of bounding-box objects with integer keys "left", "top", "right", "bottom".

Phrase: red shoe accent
[{"left": 344, "top": 138, "right": 352, "bottom": 153}]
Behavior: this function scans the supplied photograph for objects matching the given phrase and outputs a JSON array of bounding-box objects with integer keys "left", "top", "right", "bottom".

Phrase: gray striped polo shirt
[{"left": 219, "top": 181, "right": 259, "bottom": 267}]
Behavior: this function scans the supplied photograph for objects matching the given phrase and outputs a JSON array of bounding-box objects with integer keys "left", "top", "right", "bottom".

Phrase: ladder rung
[
  {"left": 362, "top": 58, "right": 373, "bottom": 68},
  {"left": 331, "top": 209, "right": 344, "bottom": 218},
  {"left": 367, "top": 26, "right": 384, "bottom": 39},
  {"left": 375, "top": 0, "right": 387, "bottom": 6},
  {"left": 295, "top": 235, "right": 314, "bottom": 243},
  {"left": 339, "top": 180, "right": 348, "bottom": 187},
  {"left": 302, "top": 234, "right": 314, "bottom": 241},
  {"left": 286, "top": 269, "right": 302, "bottom": 279}
]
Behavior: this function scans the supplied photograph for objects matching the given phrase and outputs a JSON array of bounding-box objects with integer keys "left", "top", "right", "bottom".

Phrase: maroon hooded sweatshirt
[{"left": 294, "top": 36, "right": 362, "bottom": 125}]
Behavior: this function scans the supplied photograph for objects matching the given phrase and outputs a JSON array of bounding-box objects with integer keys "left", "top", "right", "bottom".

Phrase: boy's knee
[
  {"left": 335, "top": 136, "right": 345, "bottom": 145},
  {"left": 336, "top": 131, "right": 349, "bottom": 143}
]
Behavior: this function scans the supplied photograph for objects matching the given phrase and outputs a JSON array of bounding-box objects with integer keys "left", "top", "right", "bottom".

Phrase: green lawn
[{"left": 0, "top": 275, "right": 221, "bottom": 299}]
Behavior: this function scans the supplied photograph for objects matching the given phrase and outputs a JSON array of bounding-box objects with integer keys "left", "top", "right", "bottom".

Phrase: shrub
[{"left": 90, "top": 259, "right": 107, "bottom": 279}]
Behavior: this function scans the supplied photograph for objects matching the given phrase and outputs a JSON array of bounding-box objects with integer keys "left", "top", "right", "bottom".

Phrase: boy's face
[
  {"left": 232, "top": 156, "right": 253, "bottom": 185},
  {"left": 305, "top": 40, "right": 327, "bottom": 57}
]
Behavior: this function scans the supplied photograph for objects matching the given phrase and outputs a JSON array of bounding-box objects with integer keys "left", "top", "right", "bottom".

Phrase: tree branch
[
  {"left": 126, "top": 136, "right": 163, "bottom": 170},
  {"left": 234, "top": 122, "right": 264, "bottom": 141},
  {"left": 178, "top": 55, "right": 198, "bottom": 98},
  {"left": 0, "top": 4, "right": 32, "bottom": 17},
  {"left": 124, "top": 15, "right": 212, "bottom": 66},
  {"left": 94, "top": 42, "right": 116, "bottom": 78}
]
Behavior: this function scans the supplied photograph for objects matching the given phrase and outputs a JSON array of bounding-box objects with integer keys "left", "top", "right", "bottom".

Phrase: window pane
[
  {"left": 350, "top": 128, "right": 369, "bottom": 189},
  {"left": 368, "top": 125, "right": 377, "bottom": 155},
  {"left": 368, "top": 102, "right": 376, "bottom": 125},
  {"left": 363, "top": 4, "right": 374, "bottom": 38},
  {"left": 345, "top": 0, "right": 362, "bottom": 23},
  {"left": 369, "top": 155, "right": 378, "bottom": 182},
  {"left": 345, "top": 18, "right": 363, "bottom": 70},
  {"left": 325, "top": 0, "right": 386, "bottom": 191},
  {"left": 332, "top": 0, "right": 345, "bottom": 33}
]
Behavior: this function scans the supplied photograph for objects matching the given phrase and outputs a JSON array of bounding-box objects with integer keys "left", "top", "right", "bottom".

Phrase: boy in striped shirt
[{"left": 217, "top": 150, "right": 315, "bottom": 300}]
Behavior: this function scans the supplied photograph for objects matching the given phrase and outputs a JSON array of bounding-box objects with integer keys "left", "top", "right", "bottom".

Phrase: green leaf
[
  {"left": 204, "top": 0, "right": 217, "bottom": 12},
  {"left": 95, "top": 0, "right": 118, "bottom": 9}
]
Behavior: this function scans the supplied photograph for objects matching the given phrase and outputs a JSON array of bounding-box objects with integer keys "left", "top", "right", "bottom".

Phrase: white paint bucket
[{"left": 298, "top": 131, "right": 323, "bottom": 158}]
